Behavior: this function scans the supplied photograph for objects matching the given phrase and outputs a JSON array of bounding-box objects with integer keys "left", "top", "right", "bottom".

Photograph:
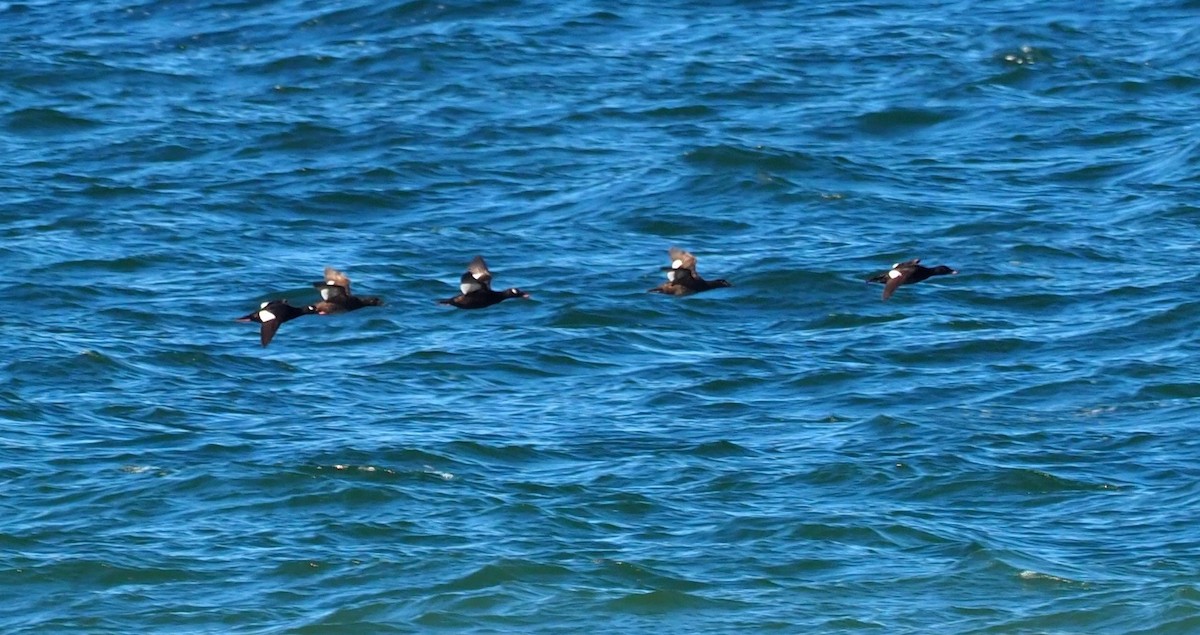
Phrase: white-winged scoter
[
  {"left": 235, "top": 299, "right": 316, "bottom": 347},
  {"left": 648, "top": 247, "right": 732, "bottom": 296},
  {"left": 866, "top": 258, "right": 957, "bottom": 300},
  {"left": 437, "top": 256, "right": 530, "bottom": 309},
  {"left": 311, "top": 266, "right": 384, "bottom": 314}
]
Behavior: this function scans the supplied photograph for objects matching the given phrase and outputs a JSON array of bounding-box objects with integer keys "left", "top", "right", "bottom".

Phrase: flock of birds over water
[{"left": 237, "top": 248, "right": 958, "bottom": 347}]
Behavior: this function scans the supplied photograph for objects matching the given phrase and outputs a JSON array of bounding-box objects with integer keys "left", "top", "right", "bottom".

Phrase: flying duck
[
  {"left": 866, "top": 258, "right": 957, "bottom": 300},
  {"left": 648, "top": 247, "right": 732, "bottom": 296},
  {"left": 312, "top": 267, "right": 384, "bottom": 314},
  {"left": 437, "top": 256, "right": 530, "bottom": 309},
  {"left": 235, "top": 299, "right": 316, "bottom": 347}
]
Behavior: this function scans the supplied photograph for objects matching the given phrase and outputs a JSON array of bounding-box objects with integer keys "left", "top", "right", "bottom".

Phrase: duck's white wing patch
[
  {"left": 888, "top": 269, "right": 903, "bottom": 279},
  {"left": 671, "top": 258, "right": 684, "bottom": 269},
  {"left": 318, "top": 285, "right": 348, "bottom": 300},
  {"left": 667, "top": 270, "right": 678, "bottom": 282},
  {"left": 258, "top": 309, "right": 277, "bottom": 322},
  {"left": 260, "top": 301, "right": 270, "bottom": 308},
  {"left": 461, "top": 281, "right": 483, "bottom": 295}
]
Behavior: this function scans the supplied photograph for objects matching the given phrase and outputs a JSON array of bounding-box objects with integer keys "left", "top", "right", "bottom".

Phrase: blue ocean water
[{"left": 3, "top": 0, "right": 1200, "bottom": 631}]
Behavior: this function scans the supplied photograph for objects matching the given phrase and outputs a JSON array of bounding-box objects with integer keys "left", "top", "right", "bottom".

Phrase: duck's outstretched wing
[
  {"left": 314, "top": 267, "right": 352, "bottom": 300},
  {"left": 259, "top": 318, "right": 283, "bottom": 347},
  {"left": 664, "top": 247, "right": 697, "bottom": 276},
  {"left": 462, "top": 256, "right": 493, "bottom": 293},
  {"left": 881, "top": 260, "right": 919, "bottom": 300}
]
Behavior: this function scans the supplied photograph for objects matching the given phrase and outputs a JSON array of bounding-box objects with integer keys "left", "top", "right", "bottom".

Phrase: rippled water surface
[{"left": 4, "top": 0, "right": 1200, "bottom": 632}]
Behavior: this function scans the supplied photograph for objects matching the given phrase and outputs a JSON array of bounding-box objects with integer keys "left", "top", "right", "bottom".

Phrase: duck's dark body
[
  {"left": 235, "top": 300, "right": 316, "bottom": 347},
  {"left": 439, "top": 287, "right": 528, "bottom": 309},
  {"left": 312, "top": 267, "right": 383, "bottom": 314},
  {"left": 648, "top": 247, "right": 732, "bottom": 296},
  {"left": 438, "top": 256, "right": 530, "bottom": 309},
  {"left": 867, "top": 258, "right": 957, "bottom": 300},
  {"left": 315, "top": 295, "right": 384, "bottom": 313}
]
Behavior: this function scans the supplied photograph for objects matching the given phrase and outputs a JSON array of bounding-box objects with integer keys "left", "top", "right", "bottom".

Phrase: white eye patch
[{"left": 258, "top": 309, "right": 277, "bottom": 322}]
